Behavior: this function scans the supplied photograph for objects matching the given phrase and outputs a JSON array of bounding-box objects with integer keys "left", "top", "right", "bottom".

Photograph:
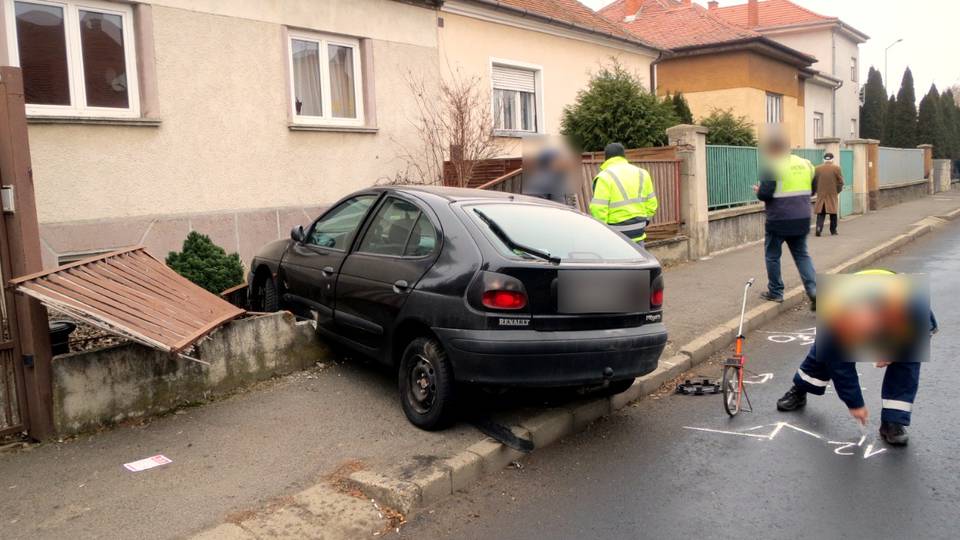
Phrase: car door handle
[
  {"left": 393, "top": 279, "right": 410, "bottom": 293},
  {"left": 321, "top": 266, "right": 335, "bottom": 276}
]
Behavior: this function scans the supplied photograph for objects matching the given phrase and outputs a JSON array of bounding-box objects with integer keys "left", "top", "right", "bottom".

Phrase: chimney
[
  {"left": 624, "top": 0, "right": 642, "bottom": 18},
  {"left": 682, "top": 0, "right": 691, "bottom": 5},
  {"left": 747, "top": 0, "right": 759, "bottom": 27},
  {"left": 708, "top": 0, "right": 719, "bottom": 9}
]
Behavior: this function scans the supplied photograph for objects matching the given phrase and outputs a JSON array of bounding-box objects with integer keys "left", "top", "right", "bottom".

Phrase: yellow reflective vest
[{"left": 589, "top": 156, "right": 658, "bottom": 242}]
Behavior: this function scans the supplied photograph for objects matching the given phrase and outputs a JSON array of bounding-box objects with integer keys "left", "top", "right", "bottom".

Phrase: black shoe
[
  {"left": 879, "top": 421, "right": 909, "bottom": 445},
  {"left": 809, "top": 295, "right": 816, "bottom": 312},
  {"left": 830, "top": 231, "right": 838, "bottom": 236},
  {"left": 760, "top": 291, "right": 784, "bottom": 303},
  {"left": 815, "top": 229, "right": 822, "bottom": 237},
  {"left": 776, "top": 385, "right": 807, "bottom": 411}
]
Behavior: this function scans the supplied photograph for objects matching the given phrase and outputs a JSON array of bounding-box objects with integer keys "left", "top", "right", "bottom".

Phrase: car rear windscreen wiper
[{"left": 473, "top": 208, "right": 561, "bottom": 264}]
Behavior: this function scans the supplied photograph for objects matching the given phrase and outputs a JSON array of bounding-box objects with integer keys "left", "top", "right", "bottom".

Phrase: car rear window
[{"left": 466, "top": 203, "right": 644, "bottom": 262}]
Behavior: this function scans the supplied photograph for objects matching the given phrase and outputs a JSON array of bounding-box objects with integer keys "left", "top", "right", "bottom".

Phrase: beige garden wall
[
  {"left": 9, "top": 0, "right": 439, "bottom": 267},
  {"left": 437, "top": 11, "right": 657, "bottom": 157}
]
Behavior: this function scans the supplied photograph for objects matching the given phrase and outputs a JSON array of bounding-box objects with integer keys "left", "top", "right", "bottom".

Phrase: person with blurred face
[
  {"left": 753, "top": 135, "right": 817, "bottom": 310},
  {"left": 523, "top": 147, "right": 576, "bottom": 207},
  {"left": 813, "top": 152, "right": 844, "bottom": 236}
]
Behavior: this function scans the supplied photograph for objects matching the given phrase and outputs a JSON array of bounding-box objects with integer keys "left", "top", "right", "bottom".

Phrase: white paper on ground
[{"left": 123, "top": 455, "right": 172, "bottom": 472}]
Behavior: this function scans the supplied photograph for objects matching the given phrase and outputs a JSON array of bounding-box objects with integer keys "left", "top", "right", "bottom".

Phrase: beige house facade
[
  {"left": 0, "top": 0, "right": 442, "bottom": 268},
  {"left": 0, "top": 0, "right": 662, "bottom": 269}
]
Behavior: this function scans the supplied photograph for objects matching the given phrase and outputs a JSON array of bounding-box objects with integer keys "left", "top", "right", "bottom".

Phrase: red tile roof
[
  {"left": 710, "top": 0, "right": 834, "bottom": 29},
  {"left": 481, "top": 0, "right": 661, "bottom": 49},
  {"left": 598, "top": 0, "right": 760, "bottom": 49}
]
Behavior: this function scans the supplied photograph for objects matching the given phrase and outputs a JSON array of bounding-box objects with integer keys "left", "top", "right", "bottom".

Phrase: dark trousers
[
  {"left": 764, "top": 231, "right": 817, "bottom": 299},
  {"left": 794, "top": 344, "right": 921, "bottom": 425},
  {"left": 816, "top": 211, "right": 838, "bottom": 235}
]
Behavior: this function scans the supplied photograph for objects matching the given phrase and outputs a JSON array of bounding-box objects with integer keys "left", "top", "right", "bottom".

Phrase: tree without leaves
[
  {"left": 860, "top": 67, "right": 886, "bottom": 140},
  {"left": 393, "top": 68, "right": 502, "bottom": 187},
  {"left": 560, "top": 60, "right": 678, "bottom": 151},
  {"left": 699, "top": 108, "right": 758, "bottom": 147}
]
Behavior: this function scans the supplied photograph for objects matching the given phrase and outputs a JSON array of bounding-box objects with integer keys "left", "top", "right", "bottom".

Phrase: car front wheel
[
  {"left": 399, "top": 337, "right": 456, "bottom": 430},
  {"left": 254, "top": 274, "right": 279, "bottom": 312}
]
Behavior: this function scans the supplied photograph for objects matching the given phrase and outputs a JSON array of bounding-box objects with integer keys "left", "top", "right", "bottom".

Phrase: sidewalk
[{"left": 2, "top": 191, "right": 959, "bottom": 540}]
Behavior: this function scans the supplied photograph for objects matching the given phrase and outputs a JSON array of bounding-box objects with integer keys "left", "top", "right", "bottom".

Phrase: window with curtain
[
  {"left": 813, "top": 112, "right": 824, "bottom": 138},
  {"left": 8, "top": 0, "right": 140, "bottom": 116},
  {"left": 492, "top": 63, "right": 539, "bottom": 134},
  {"left": 766, "top": 92, "right": 782, "bottom": 124},
  {"left": 288, "top": 32, "right": 363, "bottom": 126}
]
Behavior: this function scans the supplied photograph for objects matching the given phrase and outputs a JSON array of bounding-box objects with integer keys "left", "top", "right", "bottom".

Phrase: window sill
[
  {"left": 27, "top": 116, "right": 161, "bottom": 127},
  {"left": 288, "top": 124, "right": 378, "bottom": 133},
  {"left": 493, "top": 129, "right": 540, "bottom": 139}
]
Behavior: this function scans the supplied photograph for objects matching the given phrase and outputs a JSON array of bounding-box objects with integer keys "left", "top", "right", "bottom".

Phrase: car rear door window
[
  {"left": 358, "top": 197, "right": 423, "bottom": 256},
  {"left": 308, "top": 195, "right": 377, "bottom": 250},
  {"left": 468, "top": 203, "right": 643, "bottom": 262},
  {"left": 403, "top": 213, "right": 438, "bottom": 257}
]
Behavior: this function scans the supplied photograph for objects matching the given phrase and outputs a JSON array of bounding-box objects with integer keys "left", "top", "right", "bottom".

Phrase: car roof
[{"left": 385, "top": 185, "right": 567, "bottom": 207}]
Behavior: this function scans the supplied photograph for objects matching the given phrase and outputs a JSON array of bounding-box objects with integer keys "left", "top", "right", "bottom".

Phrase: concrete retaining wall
[
  {"left": 52, "top": 312, "right": 328, "bottom": 436},
  {"left": 646, "top": 236, "right": 689, "bottom": 266},
  {"left": 877, "top": 179, "right": 929, "bottom": 209},
  {"left": 708, "top": 204, "right": 766, "bottom": 253}
]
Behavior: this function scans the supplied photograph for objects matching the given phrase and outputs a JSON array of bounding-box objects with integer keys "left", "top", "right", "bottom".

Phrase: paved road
[{"left": 402, "top": 218, "right": 960, "bottom": 540}]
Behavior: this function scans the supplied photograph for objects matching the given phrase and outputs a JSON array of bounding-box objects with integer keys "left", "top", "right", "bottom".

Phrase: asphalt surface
[{"left": 402, "top": 218, "right": 960, "bottom": 540}]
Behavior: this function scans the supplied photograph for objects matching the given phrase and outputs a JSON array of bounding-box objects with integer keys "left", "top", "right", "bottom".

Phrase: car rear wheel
[{"left": 399, "top": 337, "right": 456, "bottom": 430}]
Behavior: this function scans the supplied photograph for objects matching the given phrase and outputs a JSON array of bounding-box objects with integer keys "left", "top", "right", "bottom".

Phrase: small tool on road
[{"left": 675, "top": 378, "right": 721, "bottom": 395}]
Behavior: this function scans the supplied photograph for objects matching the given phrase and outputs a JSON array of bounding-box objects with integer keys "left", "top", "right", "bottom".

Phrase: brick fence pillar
[
  {"left": 666, "top": 124, "right": 709, "bottom": 260},
  {"left": 917, "top": 144, "right": 934, "bottom": 194}
]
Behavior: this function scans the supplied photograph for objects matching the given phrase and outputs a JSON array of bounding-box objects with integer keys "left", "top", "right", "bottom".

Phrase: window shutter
[{"left": 492, "top": 65, "right": 535, "bottom": 93}]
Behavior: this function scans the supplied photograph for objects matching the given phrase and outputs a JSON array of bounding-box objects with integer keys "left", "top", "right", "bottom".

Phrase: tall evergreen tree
[
  {"left": 888, "top": 67, "right": 918, "bottom": 148},
  {"left": 882, "top": 95, "right": 897, "bottom": 146},
  {"left": 672, "top": 92, "right": 694, "bottom": 124},
  {"left": 860, "top": 67, "right": 886, "bottom": 140},
  {"left": 941, "top": 89, "right": 960, "bottom": 159},
  {"left": 917, "top": 84, "right": 946, "bottom": 157}
]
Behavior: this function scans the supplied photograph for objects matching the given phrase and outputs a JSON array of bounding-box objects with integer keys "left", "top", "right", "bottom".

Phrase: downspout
[
  {"left": 830, "top": 29, "right": 837, "bottom": 137},
  {"left": 650, "top": 51, "right": 664, "bottom": 95}
]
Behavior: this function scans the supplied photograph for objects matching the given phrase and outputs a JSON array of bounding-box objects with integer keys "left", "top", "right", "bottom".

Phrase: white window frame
[
  {"left": 850, "top": 56, "right": 858, "bottom": 82},
  {"left": 765, "top": 92, "right": 782, "bottom": 124},
  {"left": 4, "top": 0, "right": 140, "bottom": 118},
  {"left": 490, "top": 58, "right": 544, "bottom": 136},
  {"left": 813, "top": 111, "right": 824, "bottom": 139},
  {"left": 850, "top": 118, "right": 858, "bottom": 137},
  {"left": 287, "top": 30, "right": 364, "bottom": 128}
]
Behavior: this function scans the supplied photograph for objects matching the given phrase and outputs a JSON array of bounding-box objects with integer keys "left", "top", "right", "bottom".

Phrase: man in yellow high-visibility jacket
[{"left": 589, "top": 143, "right": 658, "bottom": 245}]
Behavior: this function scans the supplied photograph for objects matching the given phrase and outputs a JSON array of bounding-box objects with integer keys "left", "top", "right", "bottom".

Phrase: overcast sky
[{"left": 582, "top": 0, "right": 960, "bottom": 101}]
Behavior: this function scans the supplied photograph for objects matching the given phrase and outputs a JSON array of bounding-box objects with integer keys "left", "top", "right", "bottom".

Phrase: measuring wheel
[{"left": 721, "top": 363, "right": 743, "bottom": 416}]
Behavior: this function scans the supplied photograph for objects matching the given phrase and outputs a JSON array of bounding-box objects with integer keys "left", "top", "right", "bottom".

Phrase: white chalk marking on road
[
  {"left": 863, "top": 444, "right": 887, "bottom": 459},
  {"left": 744, "top": 425, "right": 766, "bottom": 431},
  {"left": 829, "top": 442, "right": 857, "bottom": 455},
  {"left": 682, "top": 426, "right": 770, "bottom": 439},
  {"left": 857, "top": 435, "right": 866, "bottom": 447},
  {"left": 779, "top": 423, "right": 824, "bottom": 439},
  {"left": 743, "top": 373, "right": 774, "bottom": 384}
]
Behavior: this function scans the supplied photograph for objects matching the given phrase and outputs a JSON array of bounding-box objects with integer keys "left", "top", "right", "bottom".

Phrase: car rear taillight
[
  {"left": 650, "top": 274, "right": 664, "bottom": 309},
  {"left": 482, "top": 290, "right": 527, "bottom": 310}
]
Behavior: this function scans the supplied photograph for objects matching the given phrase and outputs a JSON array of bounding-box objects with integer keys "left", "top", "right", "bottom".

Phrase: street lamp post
[{"left": 885, "top": 38, "right": 904, "bottom": 95}]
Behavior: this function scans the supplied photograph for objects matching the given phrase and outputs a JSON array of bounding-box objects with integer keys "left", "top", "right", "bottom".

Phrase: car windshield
[{"left": 467, "top": 203, "right": 644, "bottom": 262}]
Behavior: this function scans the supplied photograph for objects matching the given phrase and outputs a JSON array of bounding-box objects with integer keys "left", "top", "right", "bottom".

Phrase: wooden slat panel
[{"left": 11, "top": 247, "right": 244, "bottom": 353}]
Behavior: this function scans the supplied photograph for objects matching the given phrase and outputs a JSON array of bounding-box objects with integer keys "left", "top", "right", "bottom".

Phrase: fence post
[
  {"left": 917, "top": 144, "right": 934, "bottom": 194},
  {"left": 845, "top": 138, "right": 879, "bottom": 213},
  {"left": 0, "top": 67, "right": 55, "bottom": 439},
  {"left": 814, "top": 137, "right": 841, "bottom": 160},
  {"left": 932, "top": 159, "right": 951, "bottom": 193},
  {"left": 666, "top": 124, "right": 709, "bottom": 260}
]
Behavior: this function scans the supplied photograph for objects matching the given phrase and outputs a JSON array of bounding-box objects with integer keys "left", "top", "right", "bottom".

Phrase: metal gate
[
  {"left": 839, "top": 150, "right": 854, "bottom": 217},
  {"left": 0, "top": 213, "right": 27, "bottom": 437}
]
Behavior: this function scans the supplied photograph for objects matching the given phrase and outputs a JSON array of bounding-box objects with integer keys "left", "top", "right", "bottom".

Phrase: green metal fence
[
  {"left": 839, "top": 150, "right": 854, "bottom": 216},
  {"left": 706, "top": 145, "right": 759, "bottom": 209}
]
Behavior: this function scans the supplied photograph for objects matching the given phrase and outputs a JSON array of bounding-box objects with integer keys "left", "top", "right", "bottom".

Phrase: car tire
[
  {"left": 399, "top": 337, "right": 456, "bottom": 431},
  {"left": 255, "top": 275, "right": 279, "bottom": 312}
]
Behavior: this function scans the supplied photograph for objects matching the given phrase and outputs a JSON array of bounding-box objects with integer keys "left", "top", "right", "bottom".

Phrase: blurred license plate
[{"left": 557, "top": 269, "right": 649, "bottom": 314}]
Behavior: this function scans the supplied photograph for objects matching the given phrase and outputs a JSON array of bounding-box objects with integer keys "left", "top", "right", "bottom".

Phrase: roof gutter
[
  {"left": 668, "top": 36, "right": 815, "bottom": 68},
  {"left": 455, "top": 0, "right": 664, "bottom": 54}
]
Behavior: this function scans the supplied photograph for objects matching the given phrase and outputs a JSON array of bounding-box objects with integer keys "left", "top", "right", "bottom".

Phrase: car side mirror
[{"left": 291, "top": 226, "right": 305, "bottom": 243}]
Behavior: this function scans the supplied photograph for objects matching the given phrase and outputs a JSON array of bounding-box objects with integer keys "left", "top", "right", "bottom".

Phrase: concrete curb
[{"left": 346, "top": 210, "right": 957, "bottom": 518}]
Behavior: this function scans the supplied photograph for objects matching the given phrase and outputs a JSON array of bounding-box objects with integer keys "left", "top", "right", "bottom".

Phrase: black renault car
[{"left": 248, "top": 186, "right": 667, "bottom": 429}]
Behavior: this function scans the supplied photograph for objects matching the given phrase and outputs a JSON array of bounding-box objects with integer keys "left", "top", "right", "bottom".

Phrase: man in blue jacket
[{"left": 777, "top": 271, "right": 937, "bottom": 446}]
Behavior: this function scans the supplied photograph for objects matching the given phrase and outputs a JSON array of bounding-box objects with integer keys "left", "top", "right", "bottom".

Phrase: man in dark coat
[{"left": 813, "top": 152, "right": 844, "bottom": 236}]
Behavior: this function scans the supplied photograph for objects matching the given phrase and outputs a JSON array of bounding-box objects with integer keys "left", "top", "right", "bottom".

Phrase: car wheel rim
[{"left": 407, "top": 354, "right": 436, "bottom": 415}]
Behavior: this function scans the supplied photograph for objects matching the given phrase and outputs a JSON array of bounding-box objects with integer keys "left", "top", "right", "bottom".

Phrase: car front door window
[{"left": 308, "top": 195, "right": 377, "bottom": 250}]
